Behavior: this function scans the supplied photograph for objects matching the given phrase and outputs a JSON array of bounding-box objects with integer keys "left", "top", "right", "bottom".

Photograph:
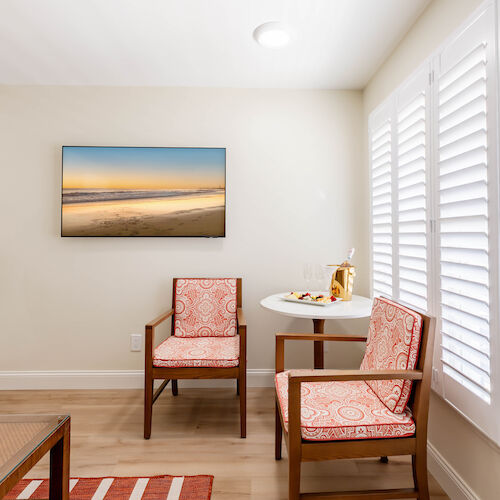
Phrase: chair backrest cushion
[
  {"left": 360, "top": 297, "right": 423, "bottom": 414},
  {"left": 174, "top": 278, "right": 237, "bottom": 337}
]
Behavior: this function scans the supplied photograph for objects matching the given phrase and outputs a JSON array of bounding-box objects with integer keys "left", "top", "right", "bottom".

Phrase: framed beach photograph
[{"left": 61, "top": 146, "right": 226, "bottom": 237}]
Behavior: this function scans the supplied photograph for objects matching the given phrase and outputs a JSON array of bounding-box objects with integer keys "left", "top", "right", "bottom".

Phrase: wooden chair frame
[
  {"left": 275, "top": 307, "right": 436, "bottom": 500},
  {"left": 144, "top": 277, "right": 246, "bottom": 439}
]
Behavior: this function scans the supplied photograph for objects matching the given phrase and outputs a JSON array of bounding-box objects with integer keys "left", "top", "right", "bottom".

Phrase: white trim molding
[
  {"left": 427, "top": 441, "right": 479, "bottom": 500},
  {"left": 0, "top": 369, "right": 276, "bottom": 390}
]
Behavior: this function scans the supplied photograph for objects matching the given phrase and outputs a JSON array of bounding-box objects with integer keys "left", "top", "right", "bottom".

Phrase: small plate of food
[{"left": 282, "top": 292, "right": 342, "bottom": 306}]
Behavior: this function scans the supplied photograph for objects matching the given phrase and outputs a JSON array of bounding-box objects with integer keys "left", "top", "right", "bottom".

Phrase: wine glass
[
  {"left": 313, "top": 264, "right": 327, "bottom": 292},
  {"left": 303, "top": 263, "right": 314, "bottom": 291},
  {"left": 324, "top": 264, "right": 338, "bottom": 293}
]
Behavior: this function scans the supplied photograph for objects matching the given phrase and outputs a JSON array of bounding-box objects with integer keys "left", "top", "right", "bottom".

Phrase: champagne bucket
[{"left": 330, "top": 265, "right": 356, "bottom": 301}]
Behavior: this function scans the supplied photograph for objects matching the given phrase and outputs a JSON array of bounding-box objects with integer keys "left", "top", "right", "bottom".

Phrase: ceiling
[{"left": 0, "top": 0, "right": 431, "bottom": 89}]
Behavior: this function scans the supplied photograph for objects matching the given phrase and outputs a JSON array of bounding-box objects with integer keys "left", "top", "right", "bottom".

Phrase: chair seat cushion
[
  {"left": 275, "top": 371, "right": 415, "bottom": 442},
  {"left": 153, "top": 336, "right": 239, "bottom": 368}
]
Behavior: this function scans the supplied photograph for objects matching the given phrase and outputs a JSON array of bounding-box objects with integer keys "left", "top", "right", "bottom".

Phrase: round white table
[{"left": 260, "top": 293, "right": 372, "bottom": 369}]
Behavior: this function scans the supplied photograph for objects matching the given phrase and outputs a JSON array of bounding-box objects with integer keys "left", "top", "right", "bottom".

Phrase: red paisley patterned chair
[
  {"left": 275, "top": 297, "right": 435, "bottom": 500},
  {"left": 144, "top": 278, "right": 246, "bottom": 439}
]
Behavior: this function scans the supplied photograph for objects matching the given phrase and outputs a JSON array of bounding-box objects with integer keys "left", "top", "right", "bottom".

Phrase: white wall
[
  {"left": 363, "top": 1, "right": 500, "bottom": 499},
  {"left": 0, "top": 85, "right": 367, "bottom": 377}
]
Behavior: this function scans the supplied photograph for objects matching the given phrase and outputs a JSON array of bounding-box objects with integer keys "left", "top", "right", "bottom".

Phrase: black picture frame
[{"left": 61, "top": 146, "right": 226, "bottom": 238}]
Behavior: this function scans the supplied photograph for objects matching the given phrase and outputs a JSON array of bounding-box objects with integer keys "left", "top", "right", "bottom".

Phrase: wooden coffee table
[{"left": 0, "top": 414, "right": 70, "bottom": 499}]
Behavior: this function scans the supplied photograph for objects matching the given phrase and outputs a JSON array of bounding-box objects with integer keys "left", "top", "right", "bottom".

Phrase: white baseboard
[
  {"left": 427, "top": 442, "right": 479, "bottom": 500},
  {"left": 0, "top": 369, "right": 275, "bottom": 390}
]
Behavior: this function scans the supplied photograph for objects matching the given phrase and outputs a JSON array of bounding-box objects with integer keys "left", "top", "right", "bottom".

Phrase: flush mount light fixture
[{"left": 253, "top": 22, "right": 291, "bottom": 48}]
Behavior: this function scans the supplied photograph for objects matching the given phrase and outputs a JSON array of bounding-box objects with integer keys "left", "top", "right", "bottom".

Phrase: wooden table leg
[
  {"left": 313, "top": 318, "right": 325, "bottom": 369},
  {"left": 50, "top": 422, "right": 70, "bottom": 500}
]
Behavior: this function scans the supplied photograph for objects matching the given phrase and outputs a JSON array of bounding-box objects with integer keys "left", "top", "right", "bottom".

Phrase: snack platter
[{"left": 282, "top": 292, "right": 342, "bottom": 306}]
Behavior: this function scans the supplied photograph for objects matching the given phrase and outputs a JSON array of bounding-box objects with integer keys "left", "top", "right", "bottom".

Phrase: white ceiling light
[{"left": 253, "top": 22, "right": 291, "bottom": 48}]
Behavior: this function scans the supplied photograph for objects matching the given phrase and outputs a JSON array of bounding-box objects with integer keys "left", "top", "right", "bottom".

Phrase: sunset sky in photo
[{"left": 63, "top": 147, "right": 226, "bottom": 189}]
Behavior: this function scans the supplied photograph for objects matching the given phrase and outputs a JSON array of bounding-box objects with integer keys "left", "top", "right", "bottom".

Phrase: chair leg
[
  {"left": 380, "top": 456, "right": 389, "bottom": 463},
  {"left": 171, "top": 379, "right": 178, "bottom": 396},
  {"left": 236, "top": 379, "right": 240, "bottom": 396},
  {"left": 412, "top": 453, "right": 430, "bottom": 500},
  {"left": 144, "top": 374, "right": 153, "bottom": 439},
  {"left": 239, "top": 373, "right": 246, "bottom": 438},
  {"left": 275, "top": 402, "right": 282, "bottom": 460},
  {"left": 288, "top": 449, "right": 301, "bottom": 500}
]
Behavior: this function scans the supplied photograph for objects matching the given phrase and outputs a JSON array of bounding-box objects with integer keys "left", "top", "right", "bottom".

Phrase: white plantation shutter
[
  {"left": 369, "top": 3, "right": 500, "bottom": 444},
  {"left": 370, "top": 111, "right": 393, "bottom": 298},
  {"left": 435, "top": 5, "right": 499, "bottom": 437},
  {"left": 369, "top": 67, "right": 430, "bottom": 309},
  {"left": 438, "top": 39, "right": 491, "bottom": 401},
  {"left": 396, "top": 70, "right": 430, "bottom": 311}
]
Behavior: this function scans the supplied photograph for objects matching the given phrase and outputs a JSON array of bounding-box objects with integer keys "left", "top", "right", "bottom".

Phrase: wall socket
[{"left": 130, "top": 334, "right": 143, "bottom": 352}]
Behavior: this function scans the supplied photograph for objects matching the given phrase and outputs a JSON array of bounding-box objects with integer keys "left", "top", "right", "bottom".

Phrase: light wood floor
[{"left": 1, "top": 387, "right": 448, "bottom": 499}]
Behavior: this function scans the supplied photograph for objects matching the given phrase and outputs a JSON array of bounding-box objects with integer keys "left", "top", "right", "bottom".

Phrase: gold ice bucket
[{"left": 330, "top": 265, "right": 356, "bottom": 301}]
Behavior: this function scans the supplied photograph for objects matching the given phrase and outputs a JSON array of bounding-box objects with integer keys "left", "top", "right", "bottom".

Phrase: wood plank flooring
[{"left": 0, "top": 387, "right": 448, "bottom": 499}]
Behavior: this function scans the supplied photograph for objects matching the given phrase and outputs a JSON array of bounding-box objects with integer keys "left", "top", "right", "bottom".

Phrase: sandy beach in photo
[{"left": 62, "top": 191, "right": 225, "bottom": 236}]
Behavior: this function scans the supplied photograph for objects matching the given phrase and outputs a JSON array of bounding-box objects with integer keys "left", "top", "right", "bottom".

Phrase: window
[
  {"left": 369, "top": 66, "right": 431, "bottom": 311},
  {"left": 369, "top": 2, "right": 500, "bottom": 444}
]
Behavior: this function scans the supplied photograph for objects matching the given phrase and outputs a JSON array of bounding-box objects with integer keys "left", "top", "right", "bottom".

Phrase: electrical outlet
[{"left": 130, "top": 334, "right": 143, "bottom": 352}]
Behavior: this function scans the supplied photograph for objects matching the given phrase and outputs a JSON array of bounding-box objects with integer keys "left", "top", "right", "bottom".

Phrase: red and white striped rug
[{"left": 5, "top": 475, "right": 213, "bottom": 499}]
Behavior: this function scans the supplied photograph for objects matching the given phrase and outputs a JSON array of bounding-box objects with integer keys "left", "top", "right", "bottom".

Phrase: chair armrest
[
  {"left": 146, "top": 308, "right": 174, "bottom": 329},
  {"left": 275, "top": 333, "right": 367, "bottom": 373},
  {"left": 237, "top": 308, "right": 247, "bottom": 373},
  {"left": 276, "top": 332, "right": 367, "bottom": 342},
  {"left": 237, "top": 308, "right": 246, "bottom": 328},
  {"left": 288, "top": 368, "right": 423, "bottom": 383},
  {"left": 145, "top": 308, "right": 174, "bottom": 362}
]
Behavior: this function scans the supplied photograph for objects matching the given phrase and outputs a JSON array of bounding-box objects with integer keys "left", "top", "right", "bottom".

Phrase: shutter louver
[
  {"left": 371, "top": 118, "right": 393, "bottom": 298},
  {"left": 397, "top": 91, "right": 428, "bottom": 310},
  {"left": 438, "top": 41, "right": 491, "bottom": 404}
]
